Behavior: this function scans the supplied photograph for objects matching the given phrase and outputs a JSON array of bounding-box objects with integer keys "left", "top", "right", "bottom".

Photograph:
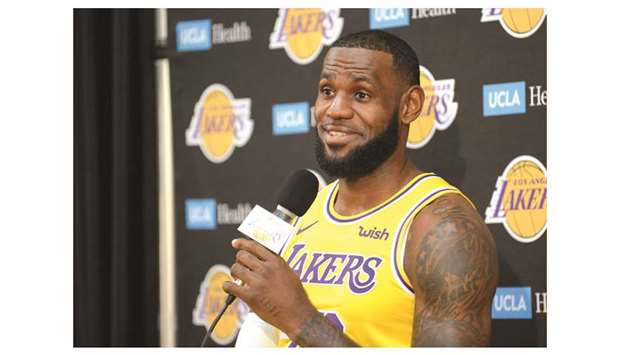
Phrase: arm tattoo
[
  {"left": 411, "top": 196, "right": 499, "bottom": 347},
  {"left": 295, "top": 312, "right": 358, "bottom": 347}
]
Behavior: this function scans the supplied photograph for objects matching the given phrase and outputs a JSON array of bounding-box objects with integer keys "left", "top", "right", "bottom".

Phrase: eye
[
  {"left": 355, "top": 91, "right": 370, "bottom": 101},
  {"left": 320, "top": 86, "right": 334, "bottom": 97}
]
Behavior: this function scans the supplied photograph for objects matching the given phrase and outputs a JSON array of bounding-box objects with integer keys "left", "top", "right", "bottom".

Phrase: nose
[{"left": 325, "top": 93, "right": 354, "bottom": 120}]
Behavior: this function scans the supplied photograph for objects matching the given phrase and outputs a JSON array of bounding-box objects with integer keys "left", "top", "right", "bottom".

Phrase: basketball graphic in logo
[
  {"left": 186, "top": 84, "right": 253, "bottom": 163},
  {"left": 269, "top": 8, "right": 344, "bottom": 65},
  {"left": 192, "top": 265, "right": 249, "bottom": 345},
  {"left": 407, "top": 66, "right": 458, "bottom": 149},
  {"left": 481, "top": 8, "right": 546, "bottom": 39},
  {"left": 485, "top": 156, "right": 547, "bottom": 243}
]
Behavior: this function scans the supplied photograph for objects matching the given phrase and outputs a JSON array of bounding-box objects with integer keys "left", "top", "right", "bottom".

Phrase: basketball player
[{"left": 223, "top": 30, "right": 499, "bottom": 347}]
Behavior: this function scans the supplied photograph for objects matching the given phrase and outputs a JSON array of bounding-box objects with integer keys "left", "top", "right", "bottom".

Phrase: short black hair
[{"left": 329, "top": 30, "right": 420, "bottom": 86}]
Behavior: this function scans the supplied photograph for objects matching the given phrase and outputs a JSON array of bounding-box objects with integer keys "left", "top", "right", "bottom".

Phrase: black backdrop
[
  {"left": 167, "top": 8, "right": 547, "bottom": 347},
  {"left": 74, "top": 9, "right": 159, "bottom": 347}
]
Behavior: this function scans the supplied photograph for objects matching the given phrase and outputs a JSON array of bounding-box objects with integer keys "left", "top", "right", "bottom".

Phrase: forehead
[{"left": 321, "top": 47, "right": 397, "bottom": 85}]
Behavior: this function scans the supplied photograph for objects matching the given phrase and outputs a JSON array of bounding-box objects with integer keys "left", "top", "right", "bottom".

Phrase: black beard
[{"left": 315, "top": 111, "right": 400, "bottom": 180}]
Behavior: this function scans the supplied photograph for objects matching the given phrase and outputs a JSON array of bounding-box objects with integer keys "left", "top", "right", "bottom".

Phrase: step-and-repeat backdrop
[{"left": 167, "top": 8, "right": 546, "bottom": 347}]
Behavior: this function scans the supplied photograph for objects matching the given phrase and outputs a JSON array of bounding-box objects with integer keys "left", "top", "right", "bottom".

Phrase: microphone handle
[{"left": 203, "top": 206, "right": 298, "bottom": 345}]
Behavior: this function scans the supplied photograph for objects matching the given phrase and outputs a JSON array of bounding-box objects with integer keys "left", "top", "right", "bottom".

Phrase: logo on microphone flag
[
  {"left": 269, "top": 8, "right": 343, "bottom": 65},
  {"left": 238, "top": 205, "right": 296, "bottom": 254},
  {"left": 192, "top": 265, "right": 249, "bottom": 345},
  {"left": 186, "top": 83, "right": 253, "bottom": 163},
  {"left": 406, "top": 66, "right": 458, "bottom": 149}
]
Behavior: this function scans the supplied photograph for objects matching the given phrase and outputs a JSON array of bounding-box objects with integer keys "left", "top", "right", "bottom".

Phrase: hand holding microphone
[{"left": 200, "top": 169, "right": 319, "bottom": 347}]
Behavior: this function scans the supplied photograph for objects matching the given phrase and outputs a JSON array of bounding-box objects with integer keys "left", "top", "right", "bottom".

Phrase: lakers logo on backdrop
[
  {"left": 186, "top": 84, "right": 253, "bottom": 163},
  {"left": 269, "top": 8, "right": 343, "bottom": 65},
  {"left": 407, "top": 66, "right": 458, "bottom": 149},
  {"left": 481, "top": 8, "right": 546, "bottom": 38},
  {"left": 485, "top": 156, "right": 547, "bottom": 243},
  {"left": 192, "top": 265, "right": 249, "bottom": 345}
]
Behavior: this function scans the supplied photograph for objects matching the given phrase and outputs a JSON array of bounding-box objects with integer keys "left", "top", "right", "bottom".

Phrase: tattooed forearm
[
  {"left": 295, "top": 312, "right": 359, "bottom": 347},
  {"left": 408, "top": 195, "right": 499, "bottom": 347}
]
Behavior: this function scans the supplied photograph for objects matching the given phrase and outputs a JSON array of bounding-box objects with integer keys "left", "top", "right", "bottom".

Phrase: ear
[{"left": 399, "top": 85, "right": 425, "bottom": 125}]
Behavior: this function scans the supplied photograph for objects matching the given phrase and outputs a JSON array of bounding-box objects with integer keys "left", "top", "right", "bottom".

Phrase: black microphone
[
  {"left": 272, "top": 169, "right": 321, "bottom": 223},
  {"left": 200, "top": 169, "right": 319, "bottom": 346}
]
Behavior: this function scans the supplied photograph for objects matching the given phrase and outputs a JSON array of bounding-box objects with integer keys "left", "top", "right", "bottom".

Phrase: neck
[{"left": 334, "top": 150, "right": 422, "bottom": 216}]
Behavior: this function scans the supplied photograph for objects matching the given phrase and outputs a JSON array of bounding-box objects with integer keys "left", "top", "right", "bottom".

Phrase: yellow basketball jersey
[{"left": 276, "top": 172, "right": 472, "bottom": 347}]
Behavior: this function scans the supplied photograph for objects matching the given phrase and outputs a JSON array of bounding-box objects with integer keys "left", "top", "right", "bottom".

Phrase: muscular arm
[
  {"left": 405, "top": 194, "right": 499, "bottom": 347},
  {"left": 223, "top": 239, "right": 358, "bottom": 347},
  {"left": 293, "top": 312, "right": 358, "bottom": 347}
]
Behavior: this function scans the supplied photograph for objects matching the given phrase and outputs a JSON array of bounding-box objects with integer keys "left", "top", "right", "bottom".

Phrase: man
[{"left": 223, "top": 30, "right": 499, "bottom": 347}]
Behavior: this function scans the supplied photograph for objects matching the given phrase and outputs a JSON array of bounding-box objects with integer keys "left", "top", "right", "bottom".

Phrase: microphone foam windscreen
[{"left": 275, "top": 169, "right": 319, "bottom": 217}]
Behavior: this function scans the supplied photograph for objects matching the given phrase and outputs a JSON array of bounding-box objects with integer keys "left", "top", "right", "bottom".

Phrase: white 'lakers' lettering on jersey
[{"left": 277, "top": 173, "right": 473, "bottom": 347}]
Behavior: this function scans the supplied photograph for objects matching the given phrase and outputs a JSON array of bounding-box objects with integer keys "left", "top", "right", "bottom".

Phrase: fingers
[
  {"left": 222, "top": 280, "right": 248, "bottom": 300},
  {"left": 236, "top": 249, "right": 264, "bottom": 273},
  {"left": 232, "top": 238, "right": 273, "bottom": 261},
  {"left": 230, "top": 262, "right": 259, "bottom": 285}
]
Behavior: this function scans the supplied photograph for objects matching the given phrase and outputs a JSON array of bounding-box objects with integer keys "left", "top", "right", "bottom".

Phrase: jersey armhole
[{"left": 392, "top": 188, "right": 462, "bottom": 295}]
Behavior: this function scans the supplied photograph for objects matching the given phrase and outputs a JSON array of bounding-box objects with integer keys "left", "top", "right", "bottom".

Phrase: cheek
[{"left": 314, "top": 99, "right": 328, "bottom": 122}]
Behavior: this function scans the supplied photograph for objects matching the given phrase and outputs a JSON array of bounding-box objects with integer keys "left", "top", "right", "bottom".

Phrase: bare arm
[
  {"left": 405, "top": 194, "right": 499, "bottom": 347},
  {"left": 293, "top": 312, "right": 358, "bottom": 347},
  {"left": 223, "top": 238, "right": 358, "bottom": 347}
]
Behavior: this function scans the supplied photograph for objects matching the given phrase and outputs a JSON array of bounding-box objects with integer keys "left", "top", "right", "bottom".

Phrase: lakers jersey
[{"left": 277, "top": 172, "right": 471, "bottom": 347}]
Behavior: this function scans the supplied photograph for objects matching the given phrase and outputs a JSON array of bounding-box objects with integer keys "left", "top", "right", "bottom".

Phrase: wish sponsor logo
[
  {"left": 186, "top": 199, "right": 217, "bottom": 230},
  {"left": 358, "top": 226, "right": 389, "bottom": 241},
  {"left": 286, "top": 243, "right": 383, "bottom": 294},
  {"left": 483, "top": 81, "right": 526, "bottom": 117},
  {"left": 272, "top": 102, "right": 310, "bottom": 135},
  {"left": 492, "top": 287, "right": 532, "bottom": 319},
  {"left": 176, "top": 19, "right": 251, "bottom": 52},
  {"left": 369, "top": 8, "right": 410, "bottom": 29}
]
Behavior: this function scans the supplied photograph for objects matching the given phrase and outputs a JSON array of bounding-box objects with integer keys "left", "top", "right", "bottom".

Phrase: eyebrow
[
  {"left": 351, "top": 74, "right": 376, "bottom": 86},
  {"left": 319, "top": 72, "right": 378, "bottom": 87},
  {"left": 320, "top": 72, "right": 333, "bottom": 80}
]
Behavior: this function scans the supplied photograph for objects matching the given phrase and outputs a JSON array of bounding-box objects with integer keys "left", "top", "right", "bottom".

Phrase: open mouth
[{"left": 321, "top": 125, "right": 360, "bottom": 146}]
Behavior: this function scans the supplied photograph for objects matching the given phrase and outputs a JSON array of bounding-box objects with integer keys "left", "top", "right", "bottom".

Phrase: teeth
[{"left": 329, "top": 131, "right": 347, "bottom": 137}]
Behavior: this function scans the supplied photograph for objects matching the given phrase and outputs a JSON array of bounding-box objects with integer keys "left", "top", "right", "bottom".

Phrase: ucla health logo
[
  {"left": 407, "top": 66, "right": 458, "bottom": 149},
  {"left": 176, "top": 19, "right": 212, "bottom": 51},
  {"left": 272, "top": 102, "right": 310, "bottom": 135},
  {"left": 492, "top": 287, "right": 532, "bottom": 319},
  {"left": 186, "top": 84, "right": 253, "bottom": 163},
  {"left": 269, "top": 8, "right": 343, "bottom": 65},
  {"left": 186, "top": 199, "right": 216, "bottom": 230},
  {"left": 481, "top": 8, "right": 546, "bottom": 39},
  {"left": 193, "top": 265, "right": 249, "bottom": 344},
  {"left": 369, "top": 8, "right": 410, "bottom": 29},
  {"left": 176, "top": 19, "right": 251, "bottom": 52},
  {"left": 483, "top": 81, "right": 526, "bottom": 117},
  {"left": 486, "top": 156, "right": 547, "bottom": 243}
]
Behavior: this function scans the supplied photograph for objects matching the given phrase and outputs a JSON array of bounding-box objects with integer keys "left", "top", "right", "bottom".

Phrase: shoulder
[
  {"left": 408, "top": 193, "right": 485, "bottom": 244},
  {"left": 403, "top": 193, "right": 498, "bottom": 295}
]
